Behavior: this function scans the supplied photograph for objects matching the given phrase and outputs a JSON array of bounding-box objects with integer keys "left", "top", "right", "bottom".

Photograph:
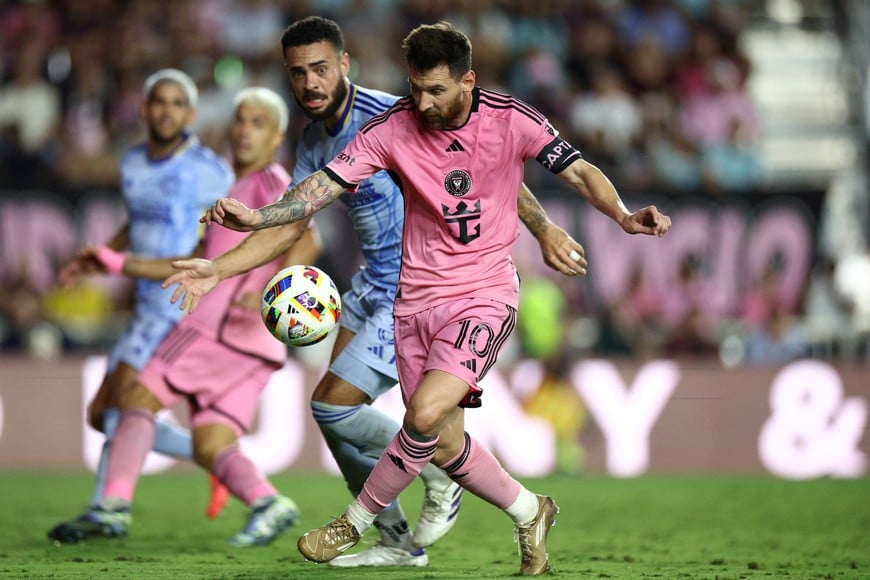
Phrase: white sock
[
  {"left": 419, "top": 463, "right": 454, "bottom": 491},
  {"left": 504, "top": 488, "right": 540, "bottom": 525},
  {"left": 345, "top": 500, "right": 377, "bottom": 535}
]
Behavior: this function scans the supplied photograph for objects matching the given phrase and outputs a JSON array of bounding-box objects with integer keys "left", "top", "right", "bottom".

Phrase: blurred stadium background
[{"left": 0, "top": 0, "right": 868, "bottom": 481}]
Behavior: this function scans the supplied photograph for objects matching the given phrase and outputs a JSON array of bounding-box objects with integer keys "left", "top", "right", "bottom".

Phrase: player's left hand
[
  {"left": 537, "top": 224, "right": 587, "bottom": 276},
  {"left": 56, "top": 247, "right": 104, "bottom": 288},
  {"left": 162, "top": 258, "right": 220, "bottom": 313},
  {"left": 201, "top": 197, "right": 261, "bottom": 232},
  {"left": 622, "top": 206, "right": 671, "bottom": 237}
]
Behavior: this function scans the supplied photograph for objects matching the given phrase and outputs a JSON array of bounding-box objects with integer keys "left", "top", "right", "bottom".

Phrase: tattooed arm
[
  {"left": 518, "top": 183, "right": 588, "bottom": 277},
  {"left": 201, "top": 170, "right": 345, "bottom": 232}
]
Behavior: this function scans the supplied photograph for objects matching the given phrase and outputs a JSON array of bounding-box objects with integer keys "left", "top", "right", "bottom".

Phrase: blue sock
[
  {"left": 312, "top": 401, "right": 412, "bottom": 549},
  {"left": 311, "top": 401, "right": 400, "bottom": 459},
  {"left": 90, "top": 408, "right": 121, "bottom": 505},
  {"left": 152, "top": 418, "right": 193, "bottom": 460}
]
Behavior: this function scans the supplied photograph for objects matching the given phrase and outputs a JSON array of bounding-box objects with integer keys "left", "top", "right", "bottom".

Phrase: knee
[
  {"left": 86, "top": 401, "right": 107, "bottom": 432},
  {"left": 404, "top": 405, "right": 445, "bottom": 436}
]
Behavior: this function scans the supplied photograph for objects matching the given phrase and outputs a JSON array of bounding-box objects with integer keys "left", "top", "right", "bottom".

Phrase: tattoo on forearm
[
  {"left": 518, "top": 189, "right": 549, "bottom": 237},
  {"left": 260, "top": 171, "right": 336, "bottom": 227}
]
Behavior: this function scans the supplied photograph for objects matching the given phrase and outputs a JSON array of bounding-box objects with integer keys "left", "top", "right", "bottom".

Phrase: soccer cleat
[
  {"left": 228, "top": 495, "right": 300, "bottom": 547},
  {"left": 205, "top": 473, "right": 230, "bottom": 519},
  {"left": 328, "top": 543, "right": 429, "bottom": 567},
  {"left": 47, "top": 506, "right": 132, "bottom": 544},
  {"left": 297, "top": 514, "right": 361, "bottom": 563},
  {"left": 413, "top": 481, "right": 463, "bottom": 548},
  {"left": 514, "top": 495, "right": 559, "bottom": 575}
]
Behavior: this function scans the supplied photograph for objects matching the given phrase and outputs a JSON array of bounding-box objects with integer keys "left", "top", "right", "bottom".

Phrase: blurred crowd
[
  {"left": 2, "top": 0, "right": 867, "bottom": 367},
  {"left": 0, "top": 0, "right": 762, "bottom": 193}
]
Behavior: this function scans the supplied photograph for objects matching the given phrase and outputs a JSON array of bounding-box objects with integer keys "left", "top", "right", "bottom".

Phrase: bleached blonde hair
[{"left": 232, "top": 87, "right": 290, "bottom": 133}]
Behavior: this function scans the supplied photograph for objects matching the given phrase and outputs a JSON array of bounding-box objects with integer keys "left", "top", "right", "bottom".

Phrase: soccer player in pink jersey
[
  {"left": 49, "top": 87, "right": 320, "bottom": 546},
  {"left": 202, "top": 21, "right": 671, "bottom": 575},
  {"left": 165, "top": 16, "right": 585, "bottom": 570}
]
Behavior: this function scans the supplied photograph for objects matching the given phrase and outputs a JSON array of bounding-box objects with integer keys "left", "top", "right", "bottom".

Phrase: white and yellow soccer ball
[{"left": 261, "top": 265, "right": 342, "bottom": 347}]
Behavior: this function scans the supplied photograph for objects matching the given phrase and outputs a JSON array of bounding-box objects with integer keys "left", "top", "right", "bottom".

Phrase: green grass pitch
[{"left": 1, "top": 471, "right": 867, "bottom": 578}]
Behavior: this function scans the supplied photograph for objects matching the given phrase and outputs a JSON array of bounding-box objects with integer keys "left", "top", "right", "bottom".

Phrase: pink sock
[
  {"left": 102, "top": 409, "right": 156, "bottom": 503},
  {"left": 441, "top": 432, "right": 521, "bottom": 509},
  {"left": 358, "top": 427, "right": 437, "bottom": 514},
  {"left": 213, "top": 446, "right": 276, "bottom": 506}
]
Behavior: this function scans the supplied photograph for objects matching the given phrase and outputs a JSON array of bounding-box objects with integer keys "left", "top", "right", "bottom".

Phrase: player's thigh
[
  {"left": 87, "top": 362, "right": 139, "bottom": 429},
  {"left": 191, "top": 423, "right": 238, "bottom": 470},
  {"left": 412, "top": 297, "right": 516, "bottom": 409},
  {"left": 115, "top": 379, "right": 165, "bottom": 414},
  {"left": 328, "top": 326, "right": 356, "bottom": 364},
  {"left": 405, "top": 369, "right": 470, "bottom": 436},
  {"left": 332, "top": 279, "right": 398, "bottom": 382},
  {"left": 316, "top": 291, "right": 398, "bottom": 405},
  {"left": 311, "top": 371, "right": 372, "bottom": 406}
]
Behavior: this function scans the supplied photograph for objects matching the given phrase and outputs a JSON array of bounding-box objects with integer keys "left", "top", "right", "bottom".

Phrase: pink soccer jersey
[
  {"left": 180, "top": 162, "right": 292, "bottom": 363},
  {"left": 325, "top": 88, "right": 580, "bottom": 316}
]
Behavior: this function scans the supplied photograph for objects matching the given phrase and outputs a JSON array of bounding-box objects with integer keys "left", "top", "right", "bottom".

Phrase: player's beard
[
  {"left": 148, "top": 124, "right": 185, "bottom": 148},
  {"left": 420, "top": 94, "right": 464, "bottom": 130},
  {"left": 297, "top": 79, "right": 348, "bottom": 122}
]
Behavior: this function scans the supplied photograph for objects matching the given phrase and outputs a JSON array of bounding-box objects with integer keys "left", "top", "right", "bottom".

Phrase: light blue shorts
[
  {"left": 107, "top": 311, "right": 177, "bottom": 372},
  {"left": 328, "top": 273, "right": 398, "bottom": 400}
]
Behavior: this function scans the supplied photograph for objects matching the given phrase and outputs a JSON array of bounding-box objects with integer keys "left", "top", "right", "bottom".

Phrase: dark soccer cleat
[{"left": 47, "top": 506, "right": 132, "bottom": 544}]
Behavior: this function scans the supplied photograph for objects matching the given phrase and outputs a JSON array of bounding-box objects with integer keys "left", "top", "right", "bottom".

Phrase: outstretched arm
[
  {"left": 231, "top": 225, "right": 323, "bottom": 311},
  {"left": 558, "top": 159, "right": 671, "bottom": 236},
  {"left": 121, "top": 245, "right": 204, "bottom": 281},
  {"left": 163, "top": 220, "right": 310, "bottom": 313},
  {"left": 56, "top": 224, "right": 131, "bottom": 289},
  {"left": 518, "top": 183, "right": 587, "bottom": 276},
  {"left": 202, "top": 170, "right": 345, "bottom": 231}
]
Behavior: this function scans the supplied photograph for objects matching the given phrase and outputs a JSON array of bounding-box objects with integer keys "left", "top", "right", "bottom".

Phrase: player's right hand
[
  {"left": 162, "top": 258, "right": 220, "bottom": 313},
  {"left": 201, "top": 197, "right": 261, "bottom": 232}
]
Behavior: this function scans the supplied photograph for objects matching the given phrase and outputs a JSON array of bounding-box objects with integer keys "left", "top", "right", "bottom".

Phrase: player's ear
[
  {"left": 461, "top": 69, "right": 476, "bottom": 93},
  {"left": 185, "top": 107, "right": 198, "bottom": 127},
  {"left": 272, "top": 131, "right": 286, "bottom": 151},
  {"left": 340, "top": 52, "right": 350, "bottom": 77}
]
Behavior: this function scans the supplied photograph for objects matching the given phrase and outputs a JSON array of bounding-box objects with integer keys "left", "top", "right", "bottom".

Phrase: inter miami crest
[{"left": 444, "top": 169, "right": 472, "bottom": 197}]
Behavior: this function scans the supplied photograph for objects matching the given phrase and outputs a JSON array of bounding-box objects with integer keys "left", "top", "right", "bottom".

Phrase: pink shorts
[
  {"left": 394, "top": 298, "right": 517, "bottom": 408},
  {"left": 138, "top": 325, "right": 281, "bottom": 435}
]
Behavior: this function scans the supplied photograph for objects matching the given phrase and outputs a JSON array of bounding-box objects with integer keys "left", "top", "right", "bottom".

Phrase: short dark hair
[
  {"left": 281, "top": 16, "right": 345, "bottom": 54},
  {"left": 401, "top": 21, "right": 472, "bottom": 79}
]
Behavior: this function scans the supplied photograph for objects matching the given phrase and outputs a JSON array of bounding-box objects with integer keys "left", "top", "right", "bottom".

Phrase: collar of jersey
[
  {"left": 147, "top": 132, "right": 196, "bottom": 163},
  {"left": 326, "top": 83, "right": 356, "bottom": 138}
]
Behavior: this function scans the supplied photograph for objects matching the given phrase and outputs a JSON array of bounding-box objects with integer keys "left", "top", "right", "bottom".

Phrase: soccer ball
[{"left": 261, "top": 265, "right": 341, "bottom": 347}]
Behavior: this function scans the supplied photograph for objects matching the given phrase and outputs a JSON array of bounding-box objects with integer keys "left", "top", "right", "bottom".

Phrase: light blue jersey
[
  {"left": 293, "top": 84, "right": 403, "bottom": 386},
  {"left": 293, "top": 84, "right": 403, "bottom": 293},
  {"left": 121, "top": 134, "right": 234, "bottom": 322}
]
